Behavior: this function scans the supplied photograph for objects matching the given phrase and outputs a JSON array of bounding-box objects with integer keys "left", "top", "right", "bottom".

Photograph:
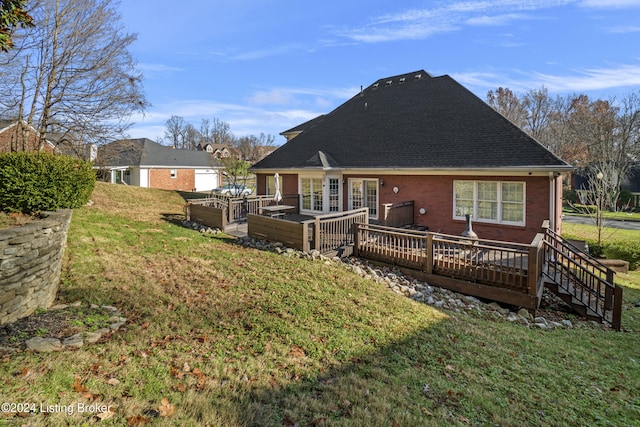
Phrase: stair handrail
[
  {"left": 542, "top": 225, "right": 622, "bottom": 330},
  {"left": 544, "top": 227, "right": 614, "bottom": 284}
]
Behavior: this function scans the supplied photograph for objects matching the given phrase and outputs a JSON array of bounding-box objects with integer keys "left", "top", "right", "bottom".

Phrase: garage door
[{"left": 194, "top": 170, "right": 218, "bottom": 192}]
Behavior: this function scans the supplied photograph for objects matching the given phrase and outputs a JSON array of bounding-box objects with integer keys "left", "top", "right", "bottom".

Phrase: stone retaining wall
[{"left": 0, "top": 210, "right": 72, "bottom": 325}]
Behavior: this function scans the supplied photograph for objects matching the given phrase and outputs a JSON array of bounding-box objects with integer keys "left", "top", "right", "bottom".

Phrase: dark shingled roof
[
  {"left": 98, "top": 138, "right": 221, "bottom": 168},
  {"left": 254, "top": 71, "right": 571, "bottom": 171}
]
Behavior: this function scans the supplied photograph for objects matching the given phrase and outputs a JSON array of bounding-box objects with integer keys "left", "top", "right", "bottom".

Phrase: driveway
[{"left": 563, "top": 214, "right": 640, "bottom": 231}]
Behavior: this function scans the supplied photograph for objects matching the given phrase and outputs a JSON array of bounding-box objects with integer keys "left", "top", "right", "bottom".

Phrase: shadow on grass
[
  {"left": 176, "top": 190, "right": 211, "bottom": 202},
  {"left": 233, "top": 324, "right": 468, "bottom": 427}
]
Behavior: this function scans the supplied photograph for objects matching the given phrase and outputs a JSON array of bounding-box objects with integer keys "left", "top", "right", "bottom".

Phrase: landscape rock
[
  {"left": 232, "top": 233, "right": 610, "bottom": 331},
  {"left": 62, "top": 333, "right": 84, "bottom": 348},
  {"left": 26, "top": 337, "right": 63, "bottom": 352}
]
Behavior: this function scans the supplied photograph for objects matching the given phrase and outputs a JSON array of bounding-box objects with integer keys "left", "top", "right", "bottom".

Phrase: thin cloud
[
  {"left": 606, "top": 25, "right": 640, "bottom": 33},
  {"left": 579, "top": 0, "right": 640, "bottom": 8},
  {"left": 246, "top": 86, "right": 358, "bottom": 106},
  {"left": 125, "top": 99, "right": 328, "bottom": 143},
  {"left": 454, "top": 64, "right": 640, "bottom": 94},
  {"left": 466, "top": 13, "right": 530, "bottom": 26},
  {"left": 138, "top": 63, "right": 184, "bottom": 74},
  {"left": 231, "top": 44, "right": 305, "bottom": 61},
  {"left": 336, "top": 0, "right": 574, "bottom": 43},
  {"left": 532, "top": 65, "right": 640, "bottom": 91}
]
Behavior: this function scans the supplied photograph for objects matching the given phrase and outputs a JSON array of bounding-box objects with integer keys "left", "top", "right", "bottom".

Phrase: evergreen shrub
[{"left": 0, "top": 152, "right": 96, "bottom": 213}]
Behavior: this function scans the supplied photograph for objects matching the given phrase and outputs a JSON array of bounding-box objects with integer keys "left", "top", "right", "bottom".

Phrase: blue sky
[{"left": 118, "top": 0, "right": 640, "bottom": 145}]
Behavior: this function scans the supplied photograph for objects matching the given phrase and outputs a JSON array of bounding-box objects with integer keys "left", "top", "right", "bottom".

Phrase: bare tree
[
  {"left": 0, "top": 0, "right": 147, "bottom": 151},
  {"left": 234, "top": 132, "right": 275, "bottom": 161},
  {"left": 486, "top": 87, "right": 527, "bottom": 129},
  {"left": 573, "top": 167, "right": 616, "bottom": 247},
  {"left": 209, "top": 117, "right": 234, "bottom": 146},
  {"left": 163, "top": 115, "right": 187, "bottom": 149}
]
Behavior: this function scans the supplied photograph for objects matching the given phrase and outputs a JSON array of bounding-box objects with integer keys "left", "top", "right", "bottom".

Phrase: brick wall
[
  {"left": 149, "top": 168, "right": 196, "bottom": 191},
  {"left": 370, "top": 174, "right": 551, "bottom": 243},
  {"left": 256, "top": 173, "right": 298, "bottom": 196},
  {"left": 258, "top": 172, "right": 554, "bottom": 243},
  {"left": 0, "top": 210, "right": 72, "bottom": 325},
  {"left": 0, "top": 124, "right": 55, "bottom": 153}
]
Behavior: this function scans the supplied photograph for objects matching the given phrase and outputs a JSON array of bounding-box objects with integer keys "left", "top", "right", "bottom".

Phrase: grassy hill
[{"left": 1, "top": 182, "right": 639, "bottom": 426}]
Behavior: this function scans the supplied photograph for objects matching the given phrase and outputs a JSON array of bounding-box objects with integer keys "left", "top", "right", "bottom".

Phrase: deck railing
[
  {"left": 208, "top": 194, "right": 299, "bottom": 223},
  {"left": 354, "top": 223, "right": 540, "bottom": 293},
  {"left": 543, "top": 226, "right": 622, "bottom": 330},
  {"left": 304, "top": 208, "right": 369, "bottom": 254},
  {"left": 354, "top": 223, "right": 428, "bottom": 269}
]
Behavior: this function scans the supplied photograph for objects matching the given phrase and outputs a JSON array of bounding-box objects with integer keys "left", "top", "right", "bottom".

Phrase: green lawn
[{"left": 1, "top": 182, "right": 639, "bottom": 426}]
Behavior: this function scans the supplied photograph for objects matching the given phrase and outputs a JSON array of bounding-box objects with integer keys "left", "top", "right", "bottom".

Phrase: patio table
[{"left": 259, "top": 205, "right": 296, "bottom": 218}]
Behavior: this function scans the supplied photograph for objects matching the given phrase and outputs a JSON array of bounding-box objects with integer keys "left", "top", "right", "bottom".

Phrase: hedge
[{"left": 0, "top": 152, "right": 96, "bottom": 213}]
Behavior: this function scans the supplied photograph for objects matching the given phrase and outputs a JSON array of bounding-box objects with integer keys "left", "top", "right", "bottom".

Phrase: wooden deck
[
  {"left": 354, "top": 223, "right": 544, "bottom": 310},
  {"left": 353, "top": 222, "right": 621, "bottom": 329},
  {"left": 185, "top": 197, "right": 622, "bottom": 329}
]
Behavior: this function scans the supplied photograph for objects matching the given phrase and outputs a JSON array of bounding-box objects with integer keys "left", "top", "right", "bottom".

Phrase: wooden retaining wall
[
  {"left": 248, "top": 214, "right": 311, "bottom": 252},
  {"left": 186, "top": 202, "right": 226, "bottom": 229}
]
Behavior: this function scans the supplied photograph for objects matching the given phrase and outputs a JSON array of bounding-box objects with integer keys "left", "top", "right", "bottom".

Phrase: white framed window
[
  {"left": 453, "top": 180, "right": 525, "bottom": 225},
  {"left": 349, "top": 179, "right": 378, "bottom": 219},
  {"left": 300, "top": 177, "right": 323, "bottom": 213},
  {"left": 170, "top": 169, "right": 177, "bottom": 178},
  {"left": 328, "top": 177, "right": 341, "bottom": 212}
]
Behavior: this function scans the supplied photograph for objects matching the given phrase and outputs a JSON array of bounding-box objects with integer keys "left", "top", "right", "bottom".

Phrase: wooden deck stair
[{"left": 542, "top": 228, "right": 622, "bottom": 330}]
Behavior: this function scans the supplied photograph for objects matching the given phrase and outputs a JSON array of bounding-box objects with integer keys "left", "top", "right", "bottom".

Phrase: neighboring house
[
  {"left": 252, "top": 70, "right": 573, "bottom": 243},
  {"left": 197, "top": 143, "right": 242, "bottom": 160},
  {"left": 0, "top": 119, "right": 56, "bottom": 153},
  {"left": 97, "top": 138, "right": 222, "bottom": 192}
]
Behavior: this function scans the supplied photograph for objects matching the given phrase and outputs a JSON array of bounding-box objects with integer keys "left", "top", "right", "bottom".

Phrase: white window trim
[
  {"left": 299, "top": 176, "right": 325, "bottom": 214},
  {"left": 327, "top": 175, "right": 343, "bottom": 213},
  {"left": 348, "top": 178, "right": 379, "bottom": 220},
  {"left": 453, "top": 180, "right": 526, "bottom": 226}
]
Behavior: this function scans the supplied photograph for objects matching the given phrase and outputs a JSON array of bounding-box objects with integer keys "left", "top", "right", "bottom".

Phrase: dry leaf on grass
[
  {"left": 170, "top": 366, "right": 184, "bottom": 379},
  {"left": 96, "top": 408, "right": 116, "bottom": 420},
  {"left": 158, "top": 398, "right": 175, "bottom": 417},
  {"left": 106, "top": 377, "right": 120, "bottom": 386},
  {"left": 72, "top": 376, "right": 89, "bottom": 393},
  {"left": 289, "top": 345, "right": 305, "bottom": 358},
  {"left": 126, "top": 414, "right": 150, "bottom": 426}
]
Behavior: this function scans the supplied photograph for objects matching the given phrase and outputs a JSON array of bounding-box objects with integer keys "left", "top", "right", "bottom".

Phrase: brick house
[
  {"left": 0, "top": 119, "right": 56, "bottom": 153},
  {"left": 251, "top": 70, "right": 573, "bottom": 243},
  {"left": 97, "top": 138, "right": 222, "bottom": 192}
]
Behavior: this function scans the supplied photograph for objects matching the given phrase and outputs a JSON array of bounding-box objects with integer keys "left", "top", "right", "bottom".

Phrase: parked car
[{"left": 211, "top": 183, "right": 253, "bottom": 197}]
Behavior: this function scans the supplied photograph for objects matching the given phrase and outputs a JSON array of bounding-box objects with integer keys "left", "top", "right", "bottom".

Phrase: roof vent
[
  {"left": 372, "top": 83, "right": 379, "bottom": 89},
  {"left": 385, "top": 80, "right": 392, "bottom": 86},
  {"left": 414, "top": 74, "right": 422, "bottom": 80},
  {"left": 399, "top": 77, "right": 406, "bottom": 83}
]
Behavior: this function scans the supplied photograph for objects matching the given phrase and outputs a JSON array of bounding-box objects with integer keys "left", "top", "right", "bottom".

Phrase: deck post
[
  {"left": 301, "top": 221, "right": 310, "bottom": 253},
  {"left": 612, "top": 285, "right": 623, "bottom": 331},
  {"left": 353, "top": 223, "right": 361, "bottom": 257},
  {"left": 527, "top": 238, "right": 541, "bottom": 297},
  {"left": 314, "top": 217, "right": 321, "bottom": 251},
  {"left": 425, "top": 233, "right": 433, "bottom": 273}
]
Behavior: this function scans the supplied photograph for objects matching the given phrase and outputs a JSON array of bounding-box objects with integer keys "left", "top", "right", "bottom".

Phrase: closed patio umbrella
[{"left": 273, "top": 173, "right": 282, "bottom": 204}]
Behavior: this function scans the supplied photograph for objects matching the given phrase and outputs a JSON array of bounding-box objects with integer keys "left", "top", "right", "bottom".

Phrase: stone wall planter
[{"left": 0, "top": 210, "right": 73, "bottom": 325}]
